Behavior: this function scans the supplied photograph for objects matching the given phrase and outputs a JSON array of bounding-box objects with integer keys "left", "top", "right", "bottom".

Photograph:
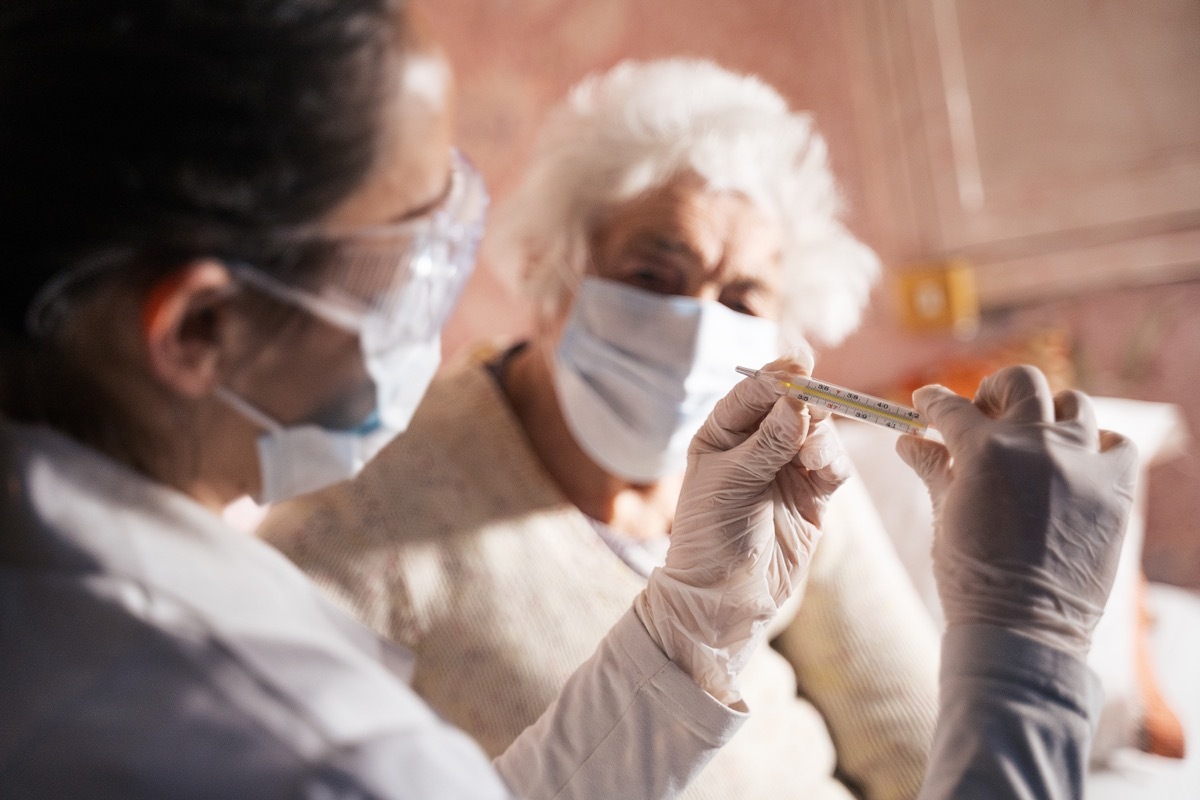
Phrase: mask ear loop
[{"left": 213, "top": 385, "right": 282, "bottom": 433}]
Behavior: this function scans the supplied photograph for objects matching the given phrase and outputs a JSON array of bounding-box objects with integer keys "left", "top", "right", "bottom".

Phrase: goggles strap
[{"left": 229, "top": 263, "right": 364, "bottom": 333}]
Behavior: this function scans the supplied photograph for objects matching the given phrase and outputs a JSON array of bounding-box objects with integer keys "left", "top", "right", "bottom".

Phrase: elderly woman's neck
[{"left": 500, "top": 341, "right": 680, "bottom": 541}]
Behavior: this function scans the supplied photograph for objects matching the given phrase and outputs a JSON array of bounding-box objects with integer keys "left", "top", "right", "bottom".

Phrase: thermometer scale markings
[
  {"left": 735, "top": 366, "right": 931, "bottom": 436},
  {"left": 780, "top": 378, "right": 918, "bottom": 428}
]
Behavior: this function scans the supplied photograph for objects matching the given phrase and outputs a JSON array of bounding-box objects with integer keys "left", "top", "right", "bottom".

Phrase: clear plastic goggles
[
  {"left": 231, "top": 149, "right": 488, "bottom": 353},
  {"left": 24, "top": 150, "right": 488, "bottom": 345}
]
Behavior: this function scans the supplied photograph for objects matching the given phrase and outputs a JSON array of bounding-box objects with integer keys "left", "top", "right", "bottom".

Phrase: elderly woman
[{"left": 261, "top": 58, "right": 940, "bottom": 800}]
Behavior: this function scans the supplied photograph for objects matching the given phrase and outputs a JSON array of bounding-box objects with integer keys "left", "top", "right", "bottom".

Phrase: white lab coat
[
  {"left": 0, "top": 420, "right": 1105, "bottom": 800},
  {"left": 0, "top": 421, "right": 742, "bottom": 799}
]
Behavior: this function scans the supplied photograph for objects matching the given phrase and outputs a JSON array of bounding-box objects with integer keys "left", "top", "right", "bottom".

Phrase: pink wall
[{"left": 419, "top": 0, "right": 1199, "bottom": 589}]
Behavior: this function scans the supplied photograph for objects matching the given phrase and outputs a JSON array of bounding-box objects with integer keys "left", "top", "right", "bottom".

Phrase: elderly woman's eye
[
  {"left": 620, "top": 259, "right": 681, "bottom": 295},
  {"left": 631, "top": 267, "right": 664, "bottom": 287},
  {"left": 723, "top": 300, "right": 755, "bottom": 315},
  {"left": 720, "top": 287, "right": 768, "bottom": 317},
  {"left": 723, "top": 300, "right": 763, "bottom": 317}
]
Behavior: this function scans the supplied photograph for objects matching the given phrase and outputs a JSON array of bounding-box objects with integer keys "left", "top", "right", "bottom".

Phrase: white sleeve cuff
[{"left": 496, "top": 608, "right": 746, "bottom": 800}]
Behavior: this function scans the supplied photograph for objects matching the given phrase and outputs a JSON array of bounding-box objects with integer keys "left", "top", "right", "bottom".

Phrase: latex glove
[
  {"left": 896, "top": 365, "right": 1138, "bottom": 660},
  {"left": 635, "top": 358, "right": 852, "bottom": 706}
]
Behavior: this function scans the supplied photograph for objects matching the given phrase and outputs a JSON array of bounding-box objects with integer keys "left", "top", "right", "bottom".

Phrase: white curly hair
[{"left": 484, "top": 57, "right": 880, "bottom": 347}]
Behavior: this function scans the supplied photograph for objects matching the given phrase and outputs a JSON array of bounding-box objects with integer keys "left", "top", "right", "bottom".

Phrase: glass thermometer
[{"left": 735, "top": 366, "right": 934, "bottom": 437}]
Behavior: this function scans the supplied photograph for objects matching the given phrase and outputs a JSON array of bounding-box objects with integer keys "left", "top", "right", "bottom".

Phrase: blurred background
[{"left": 419, "top": 0, "right": 1200, "bottom": 592}]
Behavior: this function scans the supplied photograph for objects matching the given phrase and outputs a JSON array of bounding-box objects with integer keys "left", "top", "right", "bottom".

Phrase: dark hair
[{"left": 0, "top": 0, "right": 403, "bottom": 341}]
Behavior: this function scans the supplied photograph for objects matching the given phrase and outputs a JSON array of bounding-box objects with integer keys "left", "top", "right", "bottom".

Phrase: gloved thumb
[
  {"left": 896, "top": 434, "right": 951, "bottom": 499},
  {"left": 732, "top": 396, "right": 811, "bottom": 481},
  {"left": 693, "top": 364, "right": 794, "bottom": 455}
]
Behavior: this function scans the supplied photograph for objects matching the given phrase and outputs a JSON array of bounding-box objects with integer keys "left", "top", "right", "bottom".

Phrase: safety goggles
[
  {"left": 230, "top": 149, "right": 488, "bottom": 354},
  {"left": 25, "top": 149, "right": 488, "bottom": 345}
]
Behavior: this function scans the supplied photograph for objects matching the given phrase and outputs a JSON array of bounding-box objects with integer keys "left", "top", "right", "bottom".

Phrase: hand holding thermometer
[{"left": 735, "top": 366, "right": 936, "bottom": 438}]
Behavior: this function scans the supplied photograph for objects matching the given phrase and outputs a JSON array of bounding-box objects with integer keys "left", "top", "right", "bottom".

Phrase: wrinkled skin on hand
[
  {"left": 636, "top": 356, "right": 852, "bottom": 705},
  {"left": 896, "top": 365, "right": 1139, "bottom": 659}
]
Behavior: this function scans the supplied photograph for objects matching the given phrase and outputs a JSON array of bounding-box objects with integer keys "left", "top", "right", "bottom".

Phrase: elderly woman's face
[{"left": 586, "top": 171, "right": 784, "bottom": 319}]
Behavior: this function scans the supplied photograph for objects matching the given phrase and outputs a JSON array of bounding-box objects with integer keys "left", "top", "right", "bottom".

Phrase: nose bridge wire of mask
[{"left": 735, "top": 366, "right": 937, "bottom": 439}]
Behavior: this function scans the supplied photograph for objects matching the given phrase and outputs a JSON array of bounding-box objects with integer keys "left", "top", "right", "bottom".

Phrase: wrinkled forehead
[{"left": 589, "top": 172, "right": 785, "bottom": 283}]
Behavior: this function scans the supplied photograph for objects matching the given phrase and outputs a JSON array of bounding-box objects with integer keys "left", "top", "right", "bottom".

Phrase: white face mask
[
  {"left": 215, "top": 387, "right": 401, "bottom": 505},
  {"left": 358, "top": 313, "right": 445, "bottom": 432},
  {"left": 213, "top": 150, "right": 487, "bottom": 503},
  {"left": 214, "top": 274, "right": 447, "bottom": 505},
  {"left": 553, "top": 277, "right": 780, "bottom": 483}
]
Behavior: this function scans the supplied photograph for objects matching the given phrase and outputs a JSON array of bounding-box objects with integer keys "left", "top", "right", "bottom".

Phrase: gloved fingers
[
  {"left": 763, "top": 421, "right": 847, "bottom": 536},
  {"left": 790, "top": 421, "right": 852, "bottom": 497},
  {"left": 766, "top": 510, "right": 821, "bottom": 606},
  {"left": 693, "top": 357, "right": 811, "bottom": 454},
  {"left": 895, "top": 434, "right": 952, "bottom": 496},
  {"left": 1052, "top": 389, "right": 1100, "bottom": 450},
  {"left": 729, "top": 396, "right": 811, "bottom": 480},
  {"left": 807, "top": 450, "right": 853, "bottom": 494},
  {"left": 807, "top": 405, "right": 833, "bottom": 424},
  {"left": 797, "top": 419, "right": 841, "bottom": 471},
  {"left": 787, "top": 424, "right": 854, "bottom": 506},
  {"left": 973, "top": 364, "right": 1055, "bottom": 424},
  {"left": 1099, "top": 428, "right": 1135, "bottom": 457},
  {"left": 911, "top": 383, "right": 985, "bottom": 450},
  {"left": 693, "top": 379, "right": 775, "bottom": 454},
  {"left": 1098, "top": 429, "right": 1140, "bottom": 493}
]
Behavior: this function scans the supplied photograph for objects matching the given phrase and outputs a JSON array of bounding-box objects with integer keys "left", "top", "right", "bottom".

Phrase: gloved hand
[
  {"left": 896, "top": 364, "right": 1138, "bottom": 660},
  {"left": 635, "top": 357, "right": 852, "bottom": 706}
]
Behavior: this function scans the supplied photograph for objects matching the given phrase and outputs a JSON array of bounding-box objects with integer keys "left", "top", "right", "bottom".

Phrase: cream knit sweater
[{"left": 261, "top": 355, "right": 940, "bottom": 800}]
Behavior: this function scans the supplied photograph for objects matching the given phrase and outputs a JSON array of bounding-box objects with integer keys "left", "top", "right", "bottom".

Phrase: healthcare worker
[
  {"left": 0, "top": 2, "right": 846, "bottom": 797},
  {"left": 0, "top": 3, "right": 1137, "bottom": 800}
]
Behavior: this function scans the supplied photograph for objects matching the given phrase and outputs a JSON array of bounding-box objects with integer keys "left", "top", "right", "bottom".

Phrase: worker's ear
[{"left": 141, "top": 261, "right": 235, "bottom": 398}]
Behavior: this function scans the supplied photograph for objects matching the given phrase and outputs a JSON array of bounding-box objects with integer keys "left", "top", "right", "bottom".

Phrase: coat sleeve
[
  {"left": 771, "top": 474, "right": 941, "bottom": 800},
  {"left": 918, "top": 625, "right": 1101, "bottom": 800},
  {"left": 495, "top": 608, "right": 746, "bottom": 800}
]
